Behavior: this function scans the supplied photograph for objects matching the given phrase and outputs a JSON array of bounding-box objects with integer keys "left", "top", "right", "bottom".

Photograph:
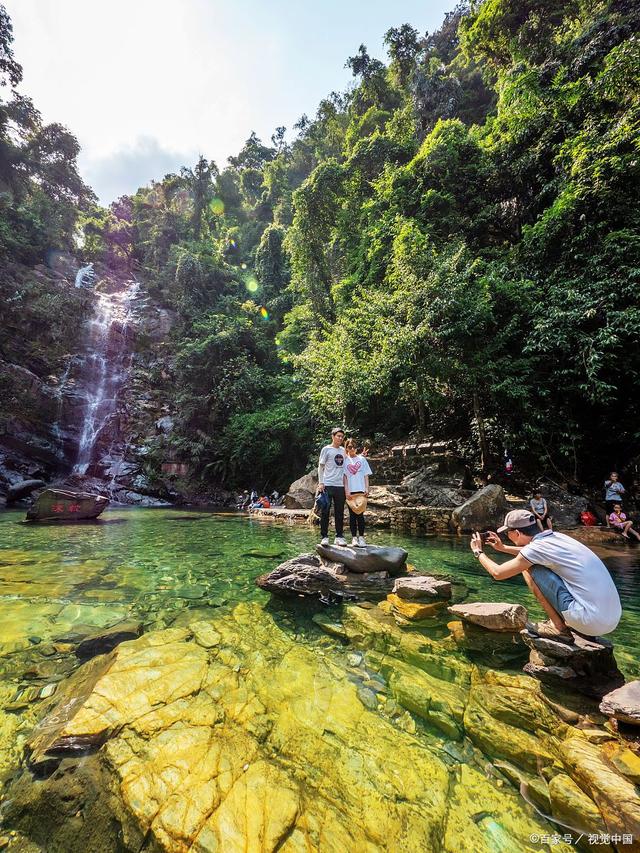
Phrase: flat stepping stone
[
  {"left": 392, "top": 576, "right": 451, "bottom": 601},
  {"left": 600, "top": 680, "right": 640, "bottom": 725},
  {"left": 315, "top": 544, "right": 407, "bottom": 575},
  {"left": 447, "top": 602, "right": 527, "bottom": 632}
]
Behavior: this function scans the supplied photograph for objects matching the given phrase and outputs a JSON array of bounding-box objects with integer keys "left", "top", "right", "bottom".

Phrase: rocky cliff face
[{"left": 0, "top": 262, "right": 189, "bottom": 506}]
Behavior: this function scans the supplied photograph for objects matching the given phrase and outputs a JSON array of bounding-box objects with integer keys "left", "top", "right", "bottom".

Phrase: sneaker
[
  {"left": 526, "top": 619, "right": 575, "bottom": 644},
  {"left": 334, "top": 536, "right": 347, "bottom": 546},
  {"left": 320, "top": 537, "right": 329, "bottom": 546},
  {"left": 358, "top": 536, "right": 366, "bottom": 547},
  {"left": 351, "top": 537, "right": 359, "bottom": 546}
]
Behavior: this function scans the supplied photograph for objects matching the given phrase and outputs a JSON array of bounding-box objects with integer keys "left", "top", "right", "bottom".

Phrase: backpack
[
  {"left": 580, "top": 511, "right": 597, "bottom": 526},
  {"left": 315, "top": 491, "right": 330, "bottom": 512}
]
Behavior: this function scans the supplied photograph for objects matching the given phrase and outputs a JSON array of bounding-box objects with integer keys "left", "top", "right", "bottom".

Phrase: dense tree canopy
[{"left": 2, "top": 0, "right": 638, "bottom": 490}]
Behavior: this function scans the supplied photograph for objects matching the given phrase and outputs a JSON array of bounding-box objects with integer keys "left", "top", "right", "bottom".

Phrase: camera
[{"left": 479, "top": 532, "right": 491, "bottom": 544}]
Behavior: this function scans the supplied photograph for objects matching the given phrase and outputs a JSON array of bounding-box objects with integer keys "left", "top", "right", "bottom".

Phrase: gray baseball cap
[
  {"left": 331, "top": 427, "right": 345, "bottom": 435},
  {"left": 497, "top": 509, "right": 536, "bottom": 533}
]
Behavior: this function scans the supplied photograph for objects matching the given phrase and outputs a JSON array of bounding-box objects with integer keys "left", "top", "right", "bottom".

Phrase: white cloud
[
  {"left": 4, "top": 0, "right": 452, "bottom": 203},
  {"left": 79, "top": 136, "right": 198, "bottom": 204}
]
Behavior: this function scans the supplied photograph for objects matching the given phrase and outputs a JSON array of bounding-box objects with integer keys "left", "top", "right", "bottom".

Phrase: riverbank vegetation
[{"left": 2, "top": 0, "right": 639, "bottom": 490}]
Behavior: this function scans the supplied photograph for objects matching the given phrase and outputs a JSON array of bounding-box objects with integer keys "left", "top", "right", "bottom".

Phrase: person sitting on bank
[
  {"left": 317, "top": 427, "right": 347, "bottom": 546},
  {"left": 608, "top": 504, "right": 640, "bottom": 542},
  {"left": 469, "top": 510, "right": 621, "bottom": 641},
  {"left": 343, "top": 438, "right": 372, "bottom": 547},
  {"left": 604, "top": 472, "right": 625, "bottom": 526},
  {"left": 530, "top": 491, "right": 553, "bottom": 531}
]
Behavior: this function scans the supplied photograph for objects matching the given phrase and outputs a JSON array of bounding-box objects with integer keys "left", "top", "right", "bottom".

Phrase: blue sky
[{"left": 6, "top": 0, "right": 453, "bottom": 203}]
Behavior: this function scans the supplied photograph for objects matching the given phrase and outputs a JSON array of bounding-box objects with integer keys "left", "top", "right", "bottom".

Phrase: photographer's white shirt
[{"left": 521, "top": 530, "right": 621, "bottom": 635}]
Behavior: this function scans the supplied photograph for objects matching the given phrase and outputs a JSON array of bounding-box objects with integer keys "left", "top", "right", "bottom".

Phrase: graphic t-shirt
[
  {"left": 605, "top": 480, "right": 625, "bottom": 501},
  {"left": 343, "top": 454, "right": 372, "bottom": 493},
  {"left": 319, "top": 445, "right": 347, "bottom": 487},
  {"left": 520, "top": 530, "right": 621, "bottom": 635}
]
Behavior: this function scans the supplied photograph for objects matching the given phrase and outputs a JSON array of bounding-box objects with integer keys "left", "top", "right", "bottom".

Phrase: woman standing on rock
[{"left": 343, "top": 439, "right": 372, "bottom": 547}]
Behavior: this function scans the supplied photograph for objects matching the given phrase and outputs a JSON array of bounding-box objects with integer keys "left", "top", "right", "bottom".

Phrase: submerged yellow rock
[
  {"left": 21, "top": 603, "right": 639, "bottom": 853},
  {"left": 386, "top": 593, "right": 448, "bottom": 620}
]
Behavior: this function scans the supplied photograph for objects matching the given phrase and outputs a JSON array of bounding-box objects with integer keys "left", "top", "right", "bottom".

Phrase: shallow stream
[{"left": 0, "top": 508, "right": 639, "bottom": 851}]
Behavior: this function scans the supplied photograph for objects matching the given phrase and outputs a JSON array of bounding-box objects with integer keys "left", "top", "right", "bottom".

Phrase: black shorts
[{"left": 606, "top": 500, "right": 623, "bottom": 513}]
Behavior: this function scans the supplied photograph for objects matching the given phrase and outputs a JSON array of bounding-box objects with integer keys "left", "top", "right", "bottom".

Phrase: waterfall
[
  {"left": 75, "top": 263, "right": 96, "bottom": 289},
  {"left": 73, "top": 281, "right": 138, "bottom": 475}
]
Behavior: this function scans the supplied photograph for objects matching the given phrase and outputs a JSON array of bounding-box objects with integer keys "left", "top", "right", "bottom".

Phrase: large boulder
[
  {"left": 26, "top": 489, "right": 109, "bottom": 522},
  {"left": 600, "top": 681, "right": 640, "bottom": 726},
  {"left": 6, "top": 479, "right": 46, "bottom": 503},
  {"left": 451, "top": 484, "right": 508, "bottom": 533},
  {"left": 397, "top": 465, "right": 469, "bottom": 507},
  {"left": 284, "top": 471, "right": 318, "bottom": 509},
  {"left": 316, "top": 543, "right": 408, "bottom": 575},
  {"left": 256, "top": 553, "right": 399, "bottom": 602},
  {"left": 448, "top": 602, "right": 528, "bottom": 632}
]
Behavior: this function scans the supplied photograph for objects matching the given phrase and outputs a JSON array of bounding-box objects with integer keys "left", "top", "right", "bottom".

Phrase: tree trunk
[
  {"left": 418, "top": 398, "right": 426, "bottom": 433},
  {"left": 473, "top": 390, "right": 490, "bottom": 472}
]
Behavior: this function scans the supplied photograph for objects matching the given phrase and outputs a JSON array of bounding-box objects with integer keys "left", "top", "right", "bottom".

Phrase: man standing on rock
[
  {"left": 469, "top": 510, "right": 621, "bottom": 641},
  {"left": 317, "top": 428, "right": 347, "bottom": 546}
]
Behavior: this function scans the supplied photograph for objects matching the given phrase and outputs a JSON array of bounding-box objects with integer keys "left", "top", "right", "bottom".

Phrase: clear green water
[
  {"left": 1, "top": 506, "right": 638, "bottom": 672},
  {"left": 1, "top": 507, "right": 638, "bottom": 850}
]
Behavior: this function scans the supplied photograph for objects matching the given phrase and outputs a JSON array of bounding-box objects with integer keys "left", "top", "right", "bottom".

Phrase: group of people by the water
[
  {"left": 603, "top": 471, "right": 640, "bottom": 539},
  {"left": 310, "top": 427, "right": 623, "bottom": 642},
  {"left": 528, "top": 472, "right": 640, "bottom": 541},
  {"left": 236, "top": 489, "right": 283, "bottom": 510}
]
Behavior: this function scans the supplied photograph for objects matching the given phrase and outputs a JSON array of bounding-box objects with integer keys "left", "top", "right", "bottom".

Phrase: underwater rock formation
[{"left": 9, "top": 602, "right": 640, "bottom": 852}]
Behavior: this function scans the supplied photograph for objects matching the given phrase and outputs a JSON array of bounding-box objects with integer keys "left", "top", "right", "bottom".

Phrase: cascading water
[
  {"left": 72, "top": 281, "right": 138, "bottom": 475},
  {"left": 74, "top": 263, "right": 96, "bottom": 289}
]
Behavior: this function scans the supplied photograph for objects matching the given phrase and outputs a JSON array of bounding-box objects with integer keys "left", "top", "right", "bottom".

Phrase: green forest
[{"left": 1, "top": 0, "right": 639, "bottom": 492}]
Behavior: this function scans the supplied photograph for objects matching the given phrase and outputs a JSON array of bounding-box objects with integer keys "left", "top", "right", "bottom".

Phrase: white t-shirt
[
  {"left": 520, "top": 530, "right": 621, "bottom": 635},
  {"left": 319, "top": 445, "right": 347, "bottom": 487},
  {"left": 343, "top": 454, "right": 372, "bottom": 493}
]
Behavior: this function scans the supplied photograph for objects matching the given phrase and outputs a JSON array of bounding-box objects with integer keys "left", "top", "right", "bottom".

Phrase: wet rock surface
[
  {"left": 448, "top": 602, "right": 528, "bottom": 632},
  {"left": 522, "top": 629, "right": 625, "bottom": 698},
  {"left": 6, "top": 480, "right": 46, "bottom": 504},
  {"left": 8, "top": 603, "right": 637, "bottom": 853}
]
